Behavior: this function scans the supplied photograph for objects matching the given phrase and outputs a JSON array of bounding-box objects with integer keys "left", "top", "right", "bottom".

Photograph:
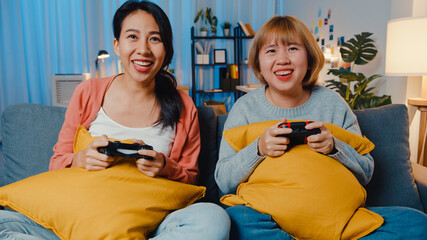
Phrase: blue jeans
[
  {"left": 149, "top": 202, "right": 230, "bottom": 240},
  {"left": 360, "top": 206, "right": 427, "bottom": 240},
  {"left": 226, "top": 205, "right": 427, "bottom": 240},
  {"left": 0, "top": 202, "right": 230, "bottom": 240},
  {"left": 0, "top": 210, "right": 58, "bottom": 240}
]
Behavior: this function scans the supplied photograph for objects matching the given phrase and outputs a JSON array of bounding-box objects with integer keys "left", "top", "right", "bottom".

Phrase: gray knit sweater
[{"left": 214, "top": 85, "right": 374, "bottom": 195}]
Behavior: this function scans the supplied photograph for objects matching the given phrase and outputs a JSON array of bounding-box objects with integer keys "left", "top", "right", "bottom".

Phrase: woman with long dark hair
[{"left": 0, "top": 1, "right": 230, "bottom": 239}]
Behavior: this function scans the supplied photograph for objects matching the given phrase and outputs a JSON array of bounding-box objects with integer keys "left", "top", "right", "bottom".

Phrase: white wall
[{"left": 282, "top": 0, "right": 390, "bottom": 95}]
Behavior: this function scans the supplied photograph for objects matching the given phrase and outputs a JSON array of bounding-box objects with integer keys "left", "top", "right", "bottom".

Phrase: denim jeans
[
  {"left": 149, "top": 202, "right": 230, "bottom": 240},
  {"left": 360, "top": 206, "right": 427, "bottom": 240},
  {"left": 0, "top": 202, "right": 230, "bottom": 240},
  {"left": 0, "top": 210, "right": 59, "bottom": 240},
  {"left": 226, "top": 205, "right": 295, "bottom": 240},
  {"left": 226, "top": 205, "right": 427, "bottom": 240}
]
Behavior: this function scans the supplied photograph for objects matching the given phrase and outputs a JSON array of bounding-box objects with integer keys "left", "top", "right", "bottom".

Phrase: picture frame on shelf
[{"left": 214, "top": 49, "right": 227, "bottom": 64}]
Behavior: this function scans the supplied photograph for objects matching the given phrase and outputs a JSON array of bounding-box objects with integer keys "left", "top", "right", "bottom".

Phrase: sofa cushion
[
  {"left": 354, "top": 104, "right": 424, "bottom": 211},
  {"left": 0, "top": 103, "right": 66, "bottom": 187},
  {"left": 220, "top": 120, "right": 383, "bottom": 240}
]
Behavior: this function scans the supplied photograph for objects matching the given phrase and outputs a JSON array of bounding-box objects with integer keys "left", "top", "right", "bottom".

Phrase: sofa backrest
[
  {"left": 1, "top": 104, "right": 66, "bottom": 187},
  {"left": 353, "top": 104, "right": 423, "bottom": 211},
  {"left": 196, "top": 106, "right": 220, "bottom": 203}
]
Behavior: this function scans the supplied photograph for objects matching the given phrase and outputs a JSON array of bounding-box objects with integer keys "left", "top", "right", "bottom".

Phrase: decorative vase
[{"left": 223, "top": 28, "right": 230, "bottom": 36}]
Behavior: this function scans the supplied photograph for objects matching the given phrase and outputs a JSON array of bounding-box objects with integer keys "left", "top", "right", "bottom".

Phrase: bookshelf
[{"left": 190, "top": 26, "right": 254, "bottom": 107}]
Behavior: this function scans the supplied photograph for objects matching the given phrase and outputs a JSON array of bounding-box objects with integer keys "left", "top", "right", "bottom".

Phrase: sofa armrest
[{"left": 411, "top": 162, "right": 427, "bottom": 212}]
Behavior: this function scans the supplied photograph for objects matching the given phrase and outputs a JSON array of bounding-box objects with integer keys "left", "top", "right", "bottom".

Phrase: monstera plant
[{"left": 325, "top": 32, "right": 391, "bottom": 109}]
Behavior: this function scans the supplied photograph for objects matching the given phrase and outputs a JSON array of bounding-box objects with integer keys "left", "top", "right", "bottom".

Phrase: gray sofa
[{"left": 1, "top": 103, "right": 427, "bottom": 213}]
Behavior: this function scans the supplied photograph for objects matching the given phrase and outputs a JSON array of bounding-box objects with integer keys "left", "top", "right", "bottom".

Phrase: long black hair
[{"left": 113, "top": 0, "right": 182, "bottom": 129}]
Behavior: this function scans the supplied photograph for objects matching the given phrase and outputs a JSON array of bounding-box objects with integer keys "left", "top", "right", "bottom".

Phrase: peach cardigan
[{"left": 50, "top": 75, "right": 201, "bottom": 184}]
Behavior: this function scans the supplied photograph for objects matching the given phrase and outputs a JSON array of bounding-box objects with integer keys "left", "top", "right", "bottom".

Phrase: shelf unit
[{"left": 190, "top": 26, "right": 253, "bottom": 107}]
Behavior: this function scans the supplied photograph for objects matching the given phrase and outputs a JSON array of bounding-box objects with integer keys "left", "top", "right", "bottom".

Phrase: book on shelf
[
  {"left": 245, "top": 24, "right": 256, "bottom": 36},
  {"left": 204, "top": 89, "right": 223, "bottom": 93},
  {"left": 238, "top": 21, "right": 250, "bottom": 36}
]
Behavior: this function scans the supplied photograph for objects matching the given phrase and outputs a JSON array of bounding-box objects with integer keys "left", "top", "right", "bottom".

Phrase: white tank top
[{"left": 88, "top": 108, "right": 176, "bottom": 156}]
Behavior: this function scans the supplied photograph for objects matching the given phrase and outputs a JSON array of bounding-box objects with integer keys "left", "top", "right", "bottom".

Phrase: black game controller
[
  {"left": 98, "top": 141, "right": 155, "bottom": 160},
  {"left": 278, "top": 121, "right": 320, "bottom": 145}
]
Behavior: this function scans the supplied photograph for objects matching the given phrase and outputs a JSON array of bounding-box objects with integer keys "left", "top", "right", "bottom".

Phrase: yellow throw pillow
[
  {"left": 220, "top": 120, "right": 383, "bottom": 240},
  {"left": 73, "top": 124, "right": 135, "bottom": 152},
  {"left": 223, "top": 120, "right": 374, "bottom": 155},
  {"left": 0, "top": 125, "right": 205, "bottom": 240}
]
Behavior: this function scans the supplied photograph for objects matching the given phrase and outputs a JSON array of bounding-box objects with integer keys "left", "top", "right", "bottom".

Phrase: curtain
[{"left": 0, "top": 0, "right": 285, "bottom": 114}]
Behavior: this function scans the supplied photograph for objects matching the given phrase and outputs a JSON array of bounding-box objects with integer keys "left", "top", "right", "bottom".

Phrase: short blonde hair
[{"left": 248, "top": 15, "right": 325, "bottom": 89}]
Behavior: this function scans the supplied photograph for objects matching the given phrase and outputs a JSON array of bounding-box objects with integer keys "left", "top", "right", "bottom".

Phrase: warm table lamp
[
  {"left": 95, "top": 50, "right": 110, "bottom": 78},
  {"left": 385, "top": 16, "right": 427, "bottom": 165}
]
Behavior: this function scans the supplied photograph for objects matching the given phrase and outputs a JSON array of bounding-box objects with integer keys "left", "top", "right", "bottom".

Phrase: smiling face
[
  {"left": 258, "top": 34, "right": 308, "bottom": 96},
  {"left": 249, "top": 16, "right": 325, "bottom": 94},
  {"left": 113, "top": 10, "right": 166, "bottom": 86}
]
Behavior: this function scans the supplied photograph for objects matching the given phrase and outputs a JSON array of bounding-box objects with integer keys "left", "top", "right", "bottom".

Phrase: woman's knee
[
  {"left": 226, "top": 205, "right": 269, "bottom": 224},
  {"left": 364, "top": 206, "right": 427, "bottom": 239},
  {"left": 225, "top": 205, "right": 293, "bottom": 240},
  {"left": 392, "top": 207, "right": 427, "bottom": 233},
  {"left": 151, "top": 203, "right": 230, "bottom": 240},
  {"left": 0, "top": 210, "right": 59, "bottom": 240},
  {"left": 0, "top": 210, "right": 35, "bottom": 228},
  {"left": 190, "top": 203, "right": 230, "bottom": 230},
  {"left": 181, "top": 202, "right": 230, "bottom": 239},
  {"left": 371, "top": 206, "right": 427, "bottom": 225}
]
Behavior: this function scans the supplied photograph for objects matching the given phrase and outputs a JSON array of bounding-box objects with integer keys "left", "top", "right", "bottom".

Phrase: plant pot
[
  {"left": 223, "top": 28, "right": 230, "bottom": 36},
  {"left": 200, "top": 30, "right": 208, "bottom": 37}
]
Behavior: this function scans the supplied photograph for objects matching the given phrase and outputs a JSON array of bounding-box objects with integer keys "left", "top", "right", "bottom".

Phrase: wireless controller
[
  {"left": 98, "top": 141, "right": 155, "bottom": 160},
  {"left": 278, "top": 121, "right": 320, "bottom": 145}
]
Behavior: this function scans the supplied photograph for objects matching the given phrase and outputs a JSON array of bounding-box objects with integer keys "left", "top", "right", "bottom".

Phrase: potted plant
[
  {"left": 194, "top": 7, "right": 218, "bottom": 36},
  {"left": 206, "top": 8, "right": 218, "bottom": 36},
  {"left": 222, "top": 22, "right": 231, "bottom": 36},
  {"left": 200, "top": 26, "right": 208, "bottom": 37},
  {"left": 325, "top": 32, "right": 391, "bottom": 109}
]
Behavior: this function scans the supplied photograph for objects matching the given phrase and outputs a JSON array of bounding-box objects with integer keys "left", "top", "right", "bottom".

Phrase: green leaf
[
  {"left": 212, "top": 16, "right": 218, "bottom": 26},
  {"left": 325, "top": 80, "right": 348, "bottom": 99},
  {"left": 355, "top": 72, "right": 366, "bottom": 81},
  {"left": 339, "top": 32, "right": 377, "bottom": 66},
  {"left": 353, "top": 95, "right": 392, "bottom": 109},
  {"left": 363, "top": 43, "right": 376, "bottom": 49},
  {"left": 205, "top": 8, "right": 211, "bottom": 23},
  {"left": 194, "top": 10, "right": 203, "bottom": 23},
  {"left": 367, "top": 74, "right": 382, "bottom": 81},
  {"left": 327, "top": 69, "right": 359, "bottom": 82}
]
